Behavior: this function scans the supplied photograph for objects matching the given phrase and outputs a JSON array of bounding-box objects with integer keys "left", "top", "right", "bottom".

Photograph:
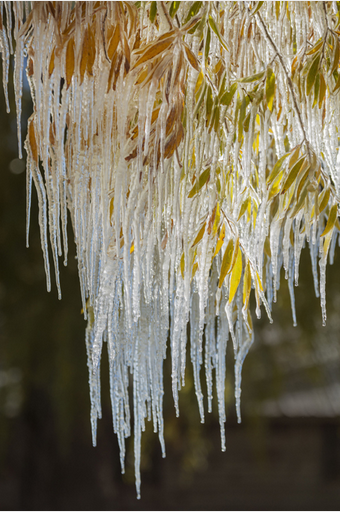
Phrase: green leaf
[
  {"left": 205, "top": 26, "right": 211, "bottom": 63},
  {"left": 238, "top": 70, "right": 265, "bottom": 84},
  {"left": 218, "top": 238, "right": 234, "bottom": 288},
  {"left": 321, "top": 204, "right": 338, "bottom": 237},
  {"left": 149, "top": 1, "right": 157, "bottom": 23},
  {"left": 220, "top": 82, "right": 237, "bottom": 106},
  {"left": 198, "top": 167, "right": 211, "bottom": 189},
  {"left": 306, "top": 53, "right": 321, "bottom": 96},
  {"left": 266, "top": 67, "right": 275, "bottom": 111},
  {"left": 331, "top": 35, "right": 339, "bottom": 75},
  {"left": 208, "top": 15, "right": 229, "bottom": 52},
  {"left": 251, "top": 1, "right": 264, "bottom": 16},
  {"left": 312, "top": 72, "right": 320, "bottom": 108},
  {"left": 169, "top": 1, "right": 180, "bottom": 17},
  {"left": 266, "top": 152, "right": 290, "bottom": 186},
  {"left": 238, "top": 96, "right": 247, "bottom": 142},
  {"left": 184, "top": 1, "right": 202, "bottom": 23},
  {"left": 318, "top": 73, "right": 326, "bottom": 108},
  {"left": 188, "top": 167, "right": 211, "bottom": 198}
]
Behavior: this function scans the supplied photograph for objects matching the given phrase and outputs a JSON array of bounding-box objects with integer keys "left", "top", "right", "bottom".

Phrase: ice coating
[{"left": 1, "top": 1, "right": 340, "bottom": 498}]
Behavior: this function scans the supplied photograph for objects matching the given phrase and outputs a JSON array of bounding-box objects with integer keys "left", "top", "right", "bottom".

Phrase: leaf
[
  {"left": 180, "top": 252, "right": 185, "bottom": 278},
  {"left": 238, "top": 196, "right": 251, "bottom": 221},
  {"left": 229, "top": 247, "right": 242, "bottom": 303},
  {"left": 192, "top": 222, "right": 206, "bottom": 247},
  {"left": 213, "top": 223, "right": 225, "bottom": 258},
  {"left": 305, "top": 39, "right": 323, "bottom": 55},
  {"left": 87, "top": 25, "right": 96, "bottom": 76},
  {"left": 238, "top": 70, "right": 265, "bottom": 84},
  {"left": 149, "top": 1, "right": 157, "bottom": 23},
  {"left": 333, "top": 70, "right": 340, "bottom": 93},
  {"left": 188, "top": 167, "right": 210, "bottom": 198},
  {"left": 169, "top": 1, "right": 180, "bottom": 17},
  {"left": 281, "top": 155, "right": 306, "bottom": 194},
  {"left": 132, "top": 36, "right": 175, "bottom": 69},
  {"left": 208, "top": 15, "right": 229, "bottom": 52},
  {"left": 184, "top": 1, "right": 202, "bottom": 24},
  {"left": 321, "top": 204, "right": 338, "bottom": 237},
  {"left": 243, "top": 260, "right": 251, "bottom": 308},
  {"left": 306, "top": 53, "right": 321, "bottom": 96},
  {"left": 130, "top": 241, "right": 134, "bottom": 254},
  {"left": 28, "top": 118, "right": 38, "bottom": 164},
  {"left": 220, "top": 82, "right": 237, "bottom": 106},
  {"left": 318, "top": 73, "right": 326, "bottom": 108},
  {"left": 218, "top": 238, "right": 234, "bottom": 288},
  {"left": 184, "top": 43, "right": 200, "bottom": 71},
  {"left": 331, "top": 35, "right": 339, "bottom": 75},
  {"left": 266, "top": 152, "right": 290, "bottom": 186},
  {"left": 107, "top": 24, "right": 120, "bottom": 61},
  {"left": 312, "top": 72, "right": 320, "bottom": 108},
  {"left": 266, "top": 67, "right": 275, "bottom": 111},
  {"left": 66, "top": 37, "right": 75, "bottom": 89},
  {"left": 48, "top": 47, "right": 55, "bottom": 78},
  {"left": 319, "top": 187, "right": 330, "bottom": 213},
  {"left": 80, "top": 28, "right": 89, "bottom": 85},
  {"left": 205, "top": 26, "right": 211, "bottom": 63},
  {"left": 251, "top": 1, "right": 264, "bottom": 15}
]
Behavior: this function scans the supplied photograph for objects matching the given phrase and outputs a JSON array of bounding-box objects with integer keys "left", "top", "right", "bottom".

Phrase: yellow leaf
[
  {"left": 319, "top": 187, "right": 330, "bottom": 213},
  {"left": 281, "top": 155, "right": 306, "bottom": 194},
  {"left": 238, "top": 196, "right": 251, "bottom": 221},
  {"left": 213, "top": 202, "right": 220, "bottom": 234},
  {"left": 180, "top": 252, "right": 185, "bottom": 279},
  {"left": 213, "top": 223, "right": 225, "bottom": 258},
  {"left": 321, "top": 204, "right": 338, "bottom": 237},
  {"left": 218, "top": 238, "right": 234, "bottom": 288},
  {"left": 192, "top": 262, "right": 198, "bottom": 278},
  {"left": 229, "top": 247, "right": 242, "bottom": 303},
  {"left": 192, "top": 222, "right": 206, "bottom": 247},
  {"left": 48, "top": 47, "right": 55, "bottom": 78},
  {"left": 66, "top": 37, "right": 75, "bottom": 89},
  {"left": 267, "top": 152, "right": 290, "bottom": 186},
  {"left": 130, "top": 241, "right": 134, "bottom": 254},
  {"left": 256, "top": 271, "right": 263, "bottom": 292},
  {"left": 243, "top": 260, "right": 251, "bottom": 308}
]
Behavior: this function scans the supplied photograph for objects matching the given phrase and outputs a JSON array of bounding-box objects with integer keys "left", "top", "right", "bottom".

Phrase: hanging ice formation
[{"left": 1, "top": 0, "right": 340, "bottom": 497}]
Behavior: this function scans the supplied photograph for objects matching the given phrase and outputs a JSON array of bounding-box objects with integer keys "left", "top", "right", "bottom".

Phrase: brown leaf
[
  {"left": 87, "top": 25, "right": 96, "bottom": 76},
  {"left": 28, "top": 118, "right": 38, "bottom": 164},
  {"left": 132, "top": 36, "right": 175, "bottom": 70},
  {"left": 66, "top": 37, "right": 75, "bottom": 89},
  {"left": 183, "top": 43, "right": 200, "bottom": 71},
  {"left": 164, "top": 124, "right": 184, "bottom": 159},
  {"left": 108, "top": 24, "right": 120, "bottom": 61},
  {"left": 80, "top": 28, "right": 89, "bottom": 84}
]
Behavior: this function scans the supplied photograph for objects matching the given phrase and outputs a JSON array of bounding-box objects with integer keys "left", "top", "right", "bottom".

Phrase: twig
[{"left": 256, "top": 12, "right": 309, "bottom": 154}]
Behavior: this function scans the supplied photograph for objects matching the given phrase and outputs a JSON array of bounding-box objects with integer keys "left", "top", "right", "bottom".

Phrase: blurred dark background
[{"left": 1, "top": 59, "right": 340, "bottom": 511}]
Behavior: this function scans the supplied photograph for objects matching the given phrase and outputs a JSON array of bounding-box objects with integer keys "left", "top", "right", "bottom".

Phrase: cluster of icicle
[{"left": 1, "top": 1, "right": 340, "bottom": 497}]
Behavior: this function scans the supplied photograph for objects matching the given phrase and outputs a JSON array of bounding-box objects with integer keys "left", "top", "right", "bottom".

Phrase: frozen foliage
[{"left": 1, "top": 1, "right": 340, "bottom": 497}]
